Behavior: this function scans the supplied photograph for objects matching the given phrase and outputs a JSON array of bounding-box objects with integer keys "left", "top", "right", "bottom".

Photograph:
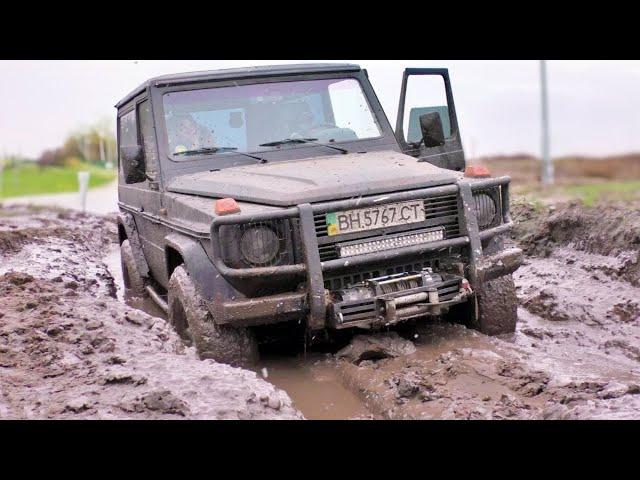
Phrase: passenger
[{"left": 167, "top": 115, "right": 215, "bottom": 154}]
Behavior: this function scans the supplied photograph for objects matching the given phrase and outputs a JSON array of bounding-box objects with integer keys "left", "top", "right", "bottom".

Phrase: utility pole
[{"left": 540, "top": 60, "right": 554, "bottom": 186}]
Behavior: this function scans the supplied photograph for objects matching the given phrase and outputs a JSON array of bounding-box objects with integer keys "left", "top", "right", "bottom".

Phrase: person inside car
[{"left": 167, "top": 114, "right": 216, "bottom": 154}]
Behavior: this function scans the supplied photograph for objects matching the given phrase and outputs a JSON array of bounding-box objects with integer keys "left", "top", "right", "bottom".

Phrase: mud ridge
[{"left": 0, "top": 208, "right": 302, "bottom": 420}]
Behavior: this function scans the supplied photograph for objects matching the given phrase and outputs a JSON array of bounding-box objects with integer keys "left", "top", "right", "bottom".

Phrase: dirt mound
[
  {"left": 336, "top": 332, "right": 416, "bottom": 364},
  {"left": 0, "top": 209, "right": 302, "bottom": 420},
  {"left": 0, "top": 206, "right": 117, "bottom": 256},
  {"left": 512, "top": 202, "right": 640, "bottom": 286}
]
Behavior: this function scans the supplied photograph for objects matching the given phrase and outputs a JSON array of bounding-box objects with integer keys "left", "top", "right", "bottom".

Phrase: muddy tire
[
  {"left": 167, "top": 265, "right": 259, "bottom": 366},
  {"left": 120, "top": 239, "right": 146, "bottom": 297},
  {"left": 473, "top": 274, "right": 518, "bottom": 335}
]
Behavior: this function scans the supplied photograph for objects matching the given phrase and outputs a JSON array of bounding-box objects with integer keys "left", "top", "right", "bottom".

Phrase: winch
[{"left": 330, "top": 268, "right": 473, "bottom": 329}]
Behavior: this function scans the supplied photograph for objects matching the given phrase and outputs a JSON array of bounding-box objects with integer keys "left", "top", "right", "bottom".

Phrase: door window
[{"left": 402, "top": 75, "right": 452, "bottom": 144}]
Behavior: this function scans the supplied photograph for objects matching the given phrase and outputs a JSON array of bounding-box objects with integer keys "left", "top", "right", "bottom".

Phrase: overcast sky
[{"left": 2, "top": 60, "right": 640, "bottom": 159}]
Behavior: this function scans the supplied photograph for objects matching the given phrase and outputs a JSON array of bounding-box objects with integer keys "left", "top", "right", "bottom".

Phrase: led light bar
[{"left": 338, "top": 228, "right": 445, "bottom": 258}]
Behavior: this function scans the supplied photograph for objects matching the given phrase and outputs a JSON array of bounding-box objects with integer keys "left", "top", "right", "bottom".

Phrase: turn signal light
[
  {"left": 464, "top": 165, "right": 491, "bottom": 178},
  {"left": 215, "top": 198, "right": 241, "bottom": 215}
]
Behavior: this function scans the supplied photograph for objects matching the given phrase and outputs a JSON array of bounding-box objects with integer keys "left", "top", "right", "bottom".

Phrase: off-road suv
[{"left": 116, "top": 64, "right": 522, "bottom": 366}]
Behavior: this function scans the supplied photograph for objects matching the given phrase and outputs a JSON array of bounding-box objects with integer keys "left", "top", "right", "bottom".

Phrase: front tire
[
  {"left": 167, "top": 265, "right": 259, "bottom": 366},
  {"left": 474, "top": 274, "right": 518, "bottom": 335},
  {"left": 451, "top": 274, "right": 518, "bottom": 336}
]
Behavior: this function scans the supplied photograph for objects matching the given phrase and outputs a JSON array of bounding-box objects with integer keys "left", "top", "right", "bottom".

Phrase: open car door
[{"left": 395, "top": 68, "right": 466, "bottom": 171}]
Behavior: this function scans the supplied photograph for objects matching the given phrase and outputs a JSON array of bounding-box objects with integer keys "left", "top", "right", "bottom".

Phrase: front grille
[{"left": 314, "top": 193, "right": 461, "bottom": 261}]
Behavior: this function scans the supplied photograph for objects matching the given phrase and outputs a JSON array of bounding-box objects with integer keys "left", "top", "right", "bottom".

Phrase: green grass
[
  {"left": 564, "top": 181, "right": 640, "bottom": 206},
  {"left": 514, "top": 180, "right": 640, "bottom": 207},
  {"left": 0, "top": 162, "right": 116, "bottom": 199}
]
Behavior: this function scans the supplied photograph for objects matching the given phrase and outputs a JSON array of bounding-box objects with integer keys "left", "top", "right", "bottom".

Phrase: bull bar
[{"left": 209, "top": 176, "right": 521, "bottom": 330}]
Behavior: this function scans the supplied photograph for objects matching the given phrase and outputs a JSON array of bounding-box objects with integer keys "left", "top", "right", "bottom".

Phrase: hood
[{"left": 167, "top": 150, "right": 460, "bottom": 207}]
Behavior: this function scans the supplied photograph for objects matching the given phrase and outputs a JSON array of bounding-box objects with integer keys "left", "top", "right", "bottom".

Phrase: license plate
[{"left": 326, "top": 200, "right": 425, "bottom": 236}]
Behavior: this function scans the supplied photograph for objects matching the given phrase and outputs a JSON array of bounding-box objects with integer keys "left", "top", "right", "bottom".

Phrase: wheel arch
[
  {"left": 117, "top": 212, "right": 150, "bottom": 278},
  {"left": 164, "top": 233, "right": 238, "bottom": 302}
]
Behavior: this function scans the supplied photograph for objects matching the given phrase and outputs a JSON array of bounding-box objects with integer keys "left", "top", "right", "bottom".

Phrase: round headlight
[
  {"left": 240, "top": 226, "right": 280, "bottom": 265},
  {"left": 473, "top": 193, "right": 497, "bottom": 229}
]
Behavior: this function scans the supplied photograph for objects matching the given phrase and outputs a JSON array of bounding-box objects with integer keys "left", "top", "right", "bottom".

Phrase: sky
[{"left": 2, "top": 60, "right": 640, "bottom": 159}]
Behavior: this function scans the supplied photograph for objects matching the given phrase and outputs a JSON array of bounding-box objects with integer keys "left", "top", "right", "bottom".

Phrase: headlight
[
  {"left": 473, "top": 192, "right": 498, "bottom": 229},
  {"left": 240, "top": 225, "right": 280, "bottom": 266}
]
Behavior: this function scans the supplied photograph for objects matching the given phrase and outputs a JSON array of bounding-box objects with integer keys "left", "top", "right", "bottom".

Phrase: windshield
[{"left": 162, "top": 77, "right": 382, "bottom": 159}]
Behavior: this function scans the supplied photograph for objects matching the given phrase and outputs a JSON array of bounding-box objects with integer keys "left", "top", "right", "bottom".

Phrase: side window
[
  {"left": 403, "top": 75, "right": 452, "bottom": 144},
  {"left": 118, "top": 109, "right": 140, "bottom": 183},
  {"left": 137, "top": 100, "right": 158, "bottom": 179},
  {"left": 119, "top": 110, "right": 137, "bottom": 147}
]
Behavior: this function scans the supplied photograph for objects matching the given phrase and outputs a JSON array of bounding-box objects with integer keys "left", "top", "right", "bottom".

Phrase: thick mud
[
  {"left": 3, "top": 201, "right": 640, "bottom": 419},
  {"left": 0, "top": 206, "right": 302, "bottom": 419},
  {"left": 328, "top": 202, "right": 640, "bottom": 419}
]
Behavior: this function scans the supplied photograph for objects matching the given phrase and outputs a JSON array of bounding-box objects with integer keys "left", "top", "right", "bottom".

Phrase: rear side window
[
  {"left": 137, "top": 100, "right": 159, "bottom": 178},
  {"left": 118, "top": 108, "right": 145, "bottom": 184},
  {"left": 119, "top": 110, "right": 137, "bottom": 147}
]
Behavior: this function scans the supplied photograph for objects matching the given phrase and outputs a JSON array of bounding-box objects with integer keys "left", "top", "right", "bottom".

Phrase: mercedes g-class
[{"left": 116, "top": 64, "right": 522, "bottom": 366}]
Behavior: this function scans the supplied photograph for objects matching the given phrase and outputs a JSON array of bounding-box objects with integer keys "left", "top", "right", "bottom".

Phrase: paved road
[{"left": 2, "top": 180, "right": 118, "bottom": 215}]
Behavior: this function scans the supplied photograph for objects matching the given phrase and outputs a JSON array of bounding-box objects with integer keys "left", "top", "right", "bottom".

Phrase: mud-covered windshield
[{"left": 162, "top": 78, "right": 381, "bottom": 159}]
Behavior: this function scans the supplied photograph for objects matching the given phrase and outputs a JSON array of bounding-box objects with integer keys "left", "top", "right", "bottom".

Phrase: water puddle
[{"left": 255, "top": 354, "right": 373, "bottom": 419}]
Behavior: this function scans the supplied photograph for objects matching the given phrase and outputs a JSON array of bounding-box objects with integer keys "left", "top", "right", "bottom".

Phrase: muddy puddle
[{"left": 257, "top": 354, "right": 374, "bottom": 419}]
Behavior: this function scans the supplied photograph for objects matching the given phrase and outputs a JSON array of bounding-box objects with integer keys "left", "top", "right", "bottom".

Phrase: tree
[{"left": 35, "top": 117, "right": 117, "bottom": 168}]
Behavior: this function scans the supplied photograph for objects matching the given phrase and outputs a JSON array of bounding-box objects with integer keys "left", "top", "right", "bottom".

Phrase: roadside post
[
  {"left": 540, "top": 60, "right": 554, "bottom": 186},
  {"left": 78, "top": 171, "right": 90, "bottom": 213}
]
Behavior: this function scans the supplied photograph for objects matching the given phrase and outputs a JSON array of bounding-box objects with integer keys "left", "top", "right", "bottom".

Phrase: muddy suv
[{"left": 116, "top": 64, "right": 523, "bottom": 366}]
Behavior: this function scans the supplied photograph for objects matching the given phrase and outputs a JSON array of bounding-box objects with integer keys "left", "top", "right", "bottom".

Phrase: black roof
[{"left": 115, "top": 63, "right": 361, "bottom": 108}]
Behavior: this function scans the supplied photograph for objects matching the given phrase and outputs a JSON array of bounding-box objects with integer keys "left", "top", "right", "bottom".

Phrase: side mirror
[
  {"left": 120, "top": 145, "right": 147, "bottom": 184},
  {"left": 420, "top": 112, "right": 446, "bottom": 148}
]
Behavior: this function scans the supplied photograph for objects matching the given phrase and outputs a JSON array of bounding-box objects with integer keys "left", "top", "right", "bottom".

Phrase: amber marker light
[
  {"left": 215, "top": 198, "right": 241, "bottom": 215},
  {"left": 464, "top": 165, "right": 491, "bottom": 178}
]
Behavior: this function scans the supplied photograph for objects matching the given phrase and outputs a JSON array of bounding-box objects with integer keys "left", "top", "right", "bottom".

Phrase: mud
[
  {"left": 3, "top": 200, "right": 640, "bottom": 419},
  {"left": 330, "top": 202, "right": 640, "bottom": 419},
  {"left": 0, "top": 205, "right": 302, "bottom": 419}
]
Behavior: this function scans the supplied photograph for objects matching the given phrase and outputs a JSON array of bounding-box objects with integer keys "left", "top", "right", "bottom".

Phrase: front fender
[
  {"left": 164, "top": 233, "right": 241, "bottom": 303},
  {"left": 117, "top": 212, "right": 150, "bottom": 279}
]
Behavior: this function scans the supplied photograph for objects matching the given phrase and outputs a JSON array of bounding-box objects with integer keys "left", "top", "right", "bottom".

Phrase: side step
[{"left": 145, "top": 285, "right": 168, "bottom": 314}]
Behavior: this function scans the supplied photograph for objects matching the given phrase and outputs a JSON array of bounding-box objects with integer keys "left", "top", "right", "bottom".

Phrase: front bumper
[{"left": 210, "top": 176, "right": 519, "bottom": 330}]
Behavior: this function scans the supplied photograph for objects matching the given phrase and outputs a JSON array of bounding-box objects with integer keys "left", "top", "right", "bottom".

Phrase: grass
[
  {"left": 513, "top": 180, "right": 640, "bottom": 207},
  {"left": 564, "top": 181, "right": 640, "bottom": 206},
  {"left": 0, "top": 162, "right": 116, "bottom": 199},
  {"left": 480, "top": 154, "right": 640, "bottom": 206}
]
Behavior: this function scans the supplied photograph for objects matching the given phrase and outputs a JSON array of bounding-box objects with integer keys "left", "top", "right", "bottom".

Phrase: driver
[{"left": 167, "top": 115, "right": 215, "bottom": 154}]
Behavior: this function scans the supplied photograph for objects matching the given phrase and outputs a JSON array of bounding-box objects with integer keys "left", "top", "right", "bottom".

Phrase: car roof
[{"left": 115, "top": 63, "right": 361, "bottom": 108}]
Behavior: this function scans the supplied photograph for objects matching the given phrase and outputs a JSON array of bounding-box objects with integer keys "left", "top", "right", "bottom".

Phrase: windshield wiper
[
  {"left": 259, "top": 138, "right": 349, "bottom": 155},
  {"left": 174, "top": 147, "right": 267, "bottom": 163}
]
